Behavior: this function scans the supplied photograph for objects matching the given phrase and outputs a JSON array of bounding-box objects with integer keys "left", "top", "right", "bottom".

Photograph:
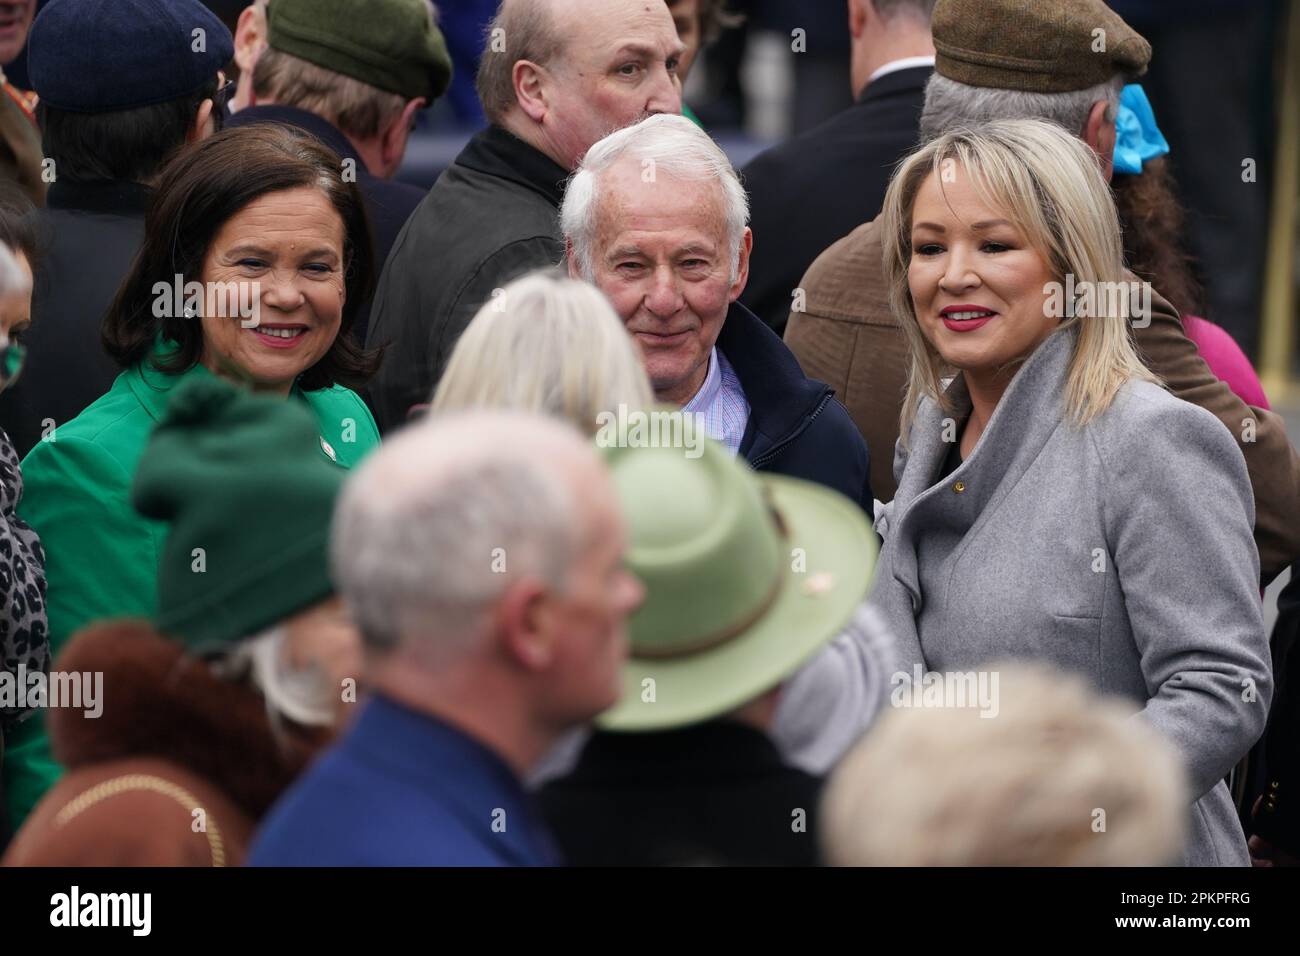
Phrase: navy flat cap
[{"left": 29, "top": 0, "right": 234, "bottom": 113}]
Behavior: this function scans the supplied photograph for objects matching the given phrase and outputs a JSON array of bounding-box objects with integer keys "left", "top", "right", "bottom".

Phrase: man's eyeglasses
[{"left": 213, "top": 78, "right": 237, "bottom": 127}]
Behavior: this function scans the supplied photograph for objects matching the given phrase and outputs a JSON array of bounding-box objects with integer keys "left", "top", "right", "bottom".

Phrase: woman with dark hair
[{"left": 1, "top": 123, "right": 381, "bottom": 830}]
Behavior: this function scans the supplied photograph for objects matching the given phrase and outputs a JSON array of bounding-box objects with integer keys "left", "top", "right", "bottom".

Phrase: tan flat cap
[{"left": 933, "top": 0, "right": 1151, "bottom": 93}]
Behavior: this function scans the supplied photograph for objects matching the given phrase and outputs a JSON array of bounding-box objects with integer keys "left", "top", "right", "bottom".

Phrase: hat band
[
  {"left": 632, "top": 560, "right": 787, "bottom": 660},
  {"left": 632, "top": 491, "right": 790, "bottom": 661}
]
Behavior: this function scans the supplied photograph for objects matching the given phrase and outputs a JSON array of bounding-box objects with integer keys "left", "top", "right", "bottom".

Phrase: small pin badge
[
  {"left": 801, "top": 571, "right": 835, "bottom": 596},
  {"left": 320, "top": 436, "right": 337, "bottom": 462}
]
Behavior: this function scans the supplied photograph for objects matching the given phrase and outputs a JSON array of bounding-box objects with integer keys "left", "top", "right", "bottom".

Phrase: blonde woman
[
  {"left": 869, "top": 119, "right": 1270, "bottom": 866},
  {"left": 431, "top": 273, "right": 653, "bottom": 434}
]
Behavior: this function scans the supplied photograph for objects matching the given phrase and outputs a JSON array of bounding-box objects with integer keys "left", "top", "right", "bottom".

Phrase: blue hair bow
[{"left": 1113, "top": 84, "right": 1170, "bottom": 175}]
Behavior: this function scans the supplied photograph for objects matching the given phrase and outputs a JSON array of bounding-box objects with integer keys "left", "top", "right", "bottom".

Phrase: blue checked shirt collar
[{"left": 680, "top": 347, "right": 751, "bottom": 454}]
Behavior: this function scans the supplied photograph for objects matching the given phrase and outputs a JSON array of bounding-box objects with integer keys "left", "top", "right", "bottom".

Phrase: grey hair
[
  {"left": 919, "top": 73, "right": 1124, "bottom": 144},
  {"left": 331, "top": 415, "right": 583, "bottom": 654},
  {"left": 212, "top": 627, "right": 337, "bottom": 731},
  {"left": 561, "top": 113, "right": 750, "bottom": 284}
]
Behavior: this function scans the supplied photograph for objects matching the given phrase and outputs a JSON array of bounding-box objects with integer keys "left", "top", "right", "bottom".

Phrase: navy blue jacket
[
  {"left": 225, "top": 105, "right": 427, "bottom": 344},
  {"left": 722, "top": 302, "right": 874, "bottom": 516},
  {"left": 249, "top": 695, "right": 560, "bottom": 866}
]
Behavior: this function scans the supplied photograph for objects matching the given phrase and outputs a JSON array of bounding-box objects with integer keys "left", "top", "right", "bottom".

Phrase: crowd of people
[{"left": 0, "top": 0, "right": 1296, "bottom": 868}]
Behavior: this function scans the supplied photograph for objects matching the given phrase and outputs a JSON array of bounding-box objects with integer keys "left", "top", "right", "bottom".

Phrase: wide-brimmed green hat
[{"left": 597, "top": 433, "right": 878, "bottom": 731}]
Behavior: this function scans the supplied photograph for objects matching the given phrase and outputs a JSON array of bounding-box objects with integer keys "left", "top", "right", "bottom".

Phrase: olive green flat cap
[{"left": 267, "top": 0, "right": 452, "bottom": 103}]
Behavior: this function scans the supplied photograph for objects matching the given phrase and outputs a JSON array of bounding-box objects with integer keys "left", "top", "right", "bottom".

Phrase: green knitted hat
[
  {"left": 132, "top": 376, "right": 346, "bottom": 650},
  {"left": 267, "top": 0, "right": 453, "bottom": 102}
]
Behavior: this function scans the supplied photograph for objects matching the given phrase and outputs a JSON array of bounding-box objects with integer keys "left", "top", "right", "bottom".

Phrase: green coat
[{"left": 2, "top": 359, "right": 379, "bottom": 828}]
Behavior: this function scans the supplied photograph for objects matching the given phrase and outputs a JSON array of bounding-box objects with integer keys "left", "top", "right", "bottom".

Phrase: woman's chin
[{"left": 224, "top": 355, "right": 317, "bottom": 393}]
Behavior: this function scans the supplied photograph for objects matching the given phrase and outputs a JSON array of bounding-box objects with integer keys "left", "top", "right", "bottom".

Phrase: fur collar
[{"left": 48, "top": 621, "right": 332, "bottom": 818}]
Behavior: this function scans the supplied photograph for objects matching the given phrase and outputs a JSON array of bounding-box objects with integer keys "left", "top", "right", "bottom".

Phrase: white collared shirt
[{"left": 866, "top": 55, "right": 936, "bottom": 86}]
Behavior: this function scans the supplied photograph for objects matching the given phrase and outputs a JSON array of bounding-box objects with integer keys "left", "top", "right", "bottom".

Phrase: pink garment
[{"left": 1182, "top": 315, "right": 1270, "bottom": 410}]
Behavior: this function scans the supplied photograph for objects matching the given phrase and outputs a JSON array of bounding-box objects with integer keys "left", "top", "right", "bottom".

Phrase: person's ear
[
  {"left": 496, "top": 578, "right": 556, "bottom": 672},
  {"left": 188, "top": 98, "right": 216, "bottom": 143},
  {"left": 565, "top": 238, "right": 582, "bottom": 278},
  {"left": 849, "top": 0, "right": 870, "bottom": 39},
  {"left": 728, "top": 227, "right": 753, "bottom": 302},
  {"left": 513, "top": 60, "right": 550, "bottom": 123},
  {"left": 1083, "top": 99, "right": 1117, "bottom": 182},
  {"left": 234, "top": 4, "right": 268, "bottom": 75},
  {"left": 379, "top": 98, "right": 427, "bottom": 178}
]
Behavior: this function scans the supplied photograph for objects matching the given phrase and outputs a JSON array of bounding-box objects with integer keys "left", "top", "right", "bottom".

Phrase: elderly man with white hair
[
  {"left": 249, "top": 410, "right": 644, "bottom": 866},
  {"left": 365, "top": 0, "right": 685, "bottom": 432},
  {"left": 563, "top": 113, "right": 874, "bottom": 515}
]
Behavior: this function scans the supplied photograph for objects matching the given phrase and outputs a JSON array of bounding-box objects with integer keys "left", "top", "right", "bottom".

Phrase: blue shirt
[
  {"left": 249, "top": 696, "right": 560, "bottom": 866},
  {"left": 681, "top": 348, "right": 751, "bottom": 454}
]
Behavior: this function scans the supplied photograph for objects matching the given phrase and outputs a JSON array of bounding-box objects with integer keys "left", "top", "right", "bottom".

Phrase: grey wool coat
[{"left": 870, "top": 327, "right": 1272, "bottom": 866}]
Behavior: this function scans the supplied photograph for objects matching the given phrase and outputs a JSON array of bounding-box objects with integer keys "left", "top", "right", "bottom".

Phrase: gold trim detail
[{"left": 53, "top": 773, "right": 226, "bottom": 867}]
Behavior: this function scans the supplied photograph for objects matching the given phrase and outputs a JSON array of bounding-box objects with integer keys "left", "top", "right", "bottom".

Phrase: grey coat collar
[{"left": 889, "top": 327, "right": 1077, "bottom": 613}]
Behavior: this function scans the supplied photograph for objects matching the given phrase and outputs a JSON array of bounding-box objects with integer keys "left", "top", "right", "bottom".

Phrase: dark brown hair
[
  {"left": 1113, "top": 156, "right": 1204, "bottom": 319},
  {"left": 102, "top": 124, "right": 379, "bottom": 391},
  {"left": 39, "top": 77, "right": 220, "bottom": 185},
  {"left": 0, "top": 181, "right": 42, "bottom": 271}
]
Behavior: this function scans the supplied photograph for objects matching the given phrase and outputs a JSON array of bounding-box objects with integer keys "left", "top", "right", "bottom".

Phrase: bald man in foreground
[
  {"left": 249, "top": 411, "right": 644, "bottom": 866},
  {"left": 365, "top": 0, "right": 686, "bottom": 431}
]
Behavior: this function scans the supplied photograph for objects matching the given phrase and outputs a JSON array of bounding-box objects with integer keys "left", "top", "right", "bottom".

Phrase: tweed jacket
[
  {"left": 870, "top": 328, "right": 1272, "bottom": 866},
  {"left": 785, "top": 215, "right": 1300, "bottom": 583}
]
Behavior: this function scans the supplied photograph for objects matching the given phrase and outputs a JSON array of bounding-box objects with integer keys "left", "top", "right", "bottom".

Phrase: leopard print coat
[{"left": 0, "top": 427, "right": 48, "bottom": 732}]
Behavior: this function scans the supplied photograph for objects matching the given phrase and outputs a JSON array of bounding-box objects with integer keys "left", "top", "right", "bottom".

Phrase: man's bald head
[
  {"left": 476, "top": 0, "right": 566, "bottom": 126},
  {"left": 476, "top": 0, "right": 683, "bottom": 169},
  {"left": 332, "top": 410, "right": 607, "bottom": 654}
]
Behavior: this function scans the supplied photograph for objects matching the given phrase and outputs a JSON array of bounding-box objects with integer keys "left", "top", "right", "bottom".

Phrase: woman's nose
[
  {"left": 261, "top": 269, "right": 307, "bottom": 311},
  {"left": 939, "top": 247, "right": 981, "bottom": 294}
]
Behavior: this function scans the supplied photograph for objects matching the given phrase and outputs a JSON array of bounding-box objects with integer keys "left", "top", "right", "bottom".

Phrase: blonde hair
[
  {"left": 880, "top": 119, "right": 1159, "bottom": 446},
  {"left": 820, "top": 663, "right": 1188, "bottom": 866},
  {"left": 431, "top": 272, "right": 653, "bottom": 435}
]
